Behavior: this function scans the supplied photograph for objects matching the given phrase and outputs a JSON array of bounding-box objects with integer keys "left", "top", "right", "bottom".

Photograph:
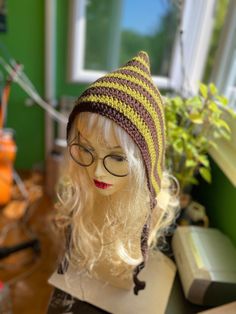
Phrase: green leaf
[
  {"left": 173, "top": 139, "right": 183, "bottom": 154},
  {"left": 186, "top": 159, "right": 198, "bottom": 168},
  {"left": 213, "top": 118, "right": 228, "bottom": 130},
  {"left": 199, "top": 167, "right": 212, "bottom": 183},
  {"left": 218, "top": 119, "right": 231, "bottom": 132},
  {"left": 186, "top": 96, "right": 202, "bottom": 108},
  {"left": 209, "top": 83, "right": 218, "bottom": 95},
  {"left": 208, "top": 101, "right": 221, "bottom": 113},
  {"left": 189, "top": 113, "right": 203, "bottom": 124},
  {"left": 216, "top": 95, "right": 228, "bottom": 106},
  {"left": 181, "top": 132, "right": 189, "bottom": 140},
  {"left": 219, "top": 129, "right": 231, "bottom": 140},
  {"left": 173, "top": 97, "right": 183, "bottom": 107},
  {"left": 198, "top": 155, "right": 209, "bottom": 167},
  {"left": 186, "top": 143, "right": 198, "bottom": 156},
  {"left": 188, "top": 177, "right": 199, "bottom": 185},
  {"left": 199, "top": 83, "right": 208, "bottom": 98}
]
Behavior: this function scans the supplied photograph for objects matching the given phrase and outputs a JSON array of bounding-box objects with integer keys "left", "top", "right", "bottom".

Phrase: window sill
[{"left": 209, "top": 114, "right": 236, "bottom": 187}]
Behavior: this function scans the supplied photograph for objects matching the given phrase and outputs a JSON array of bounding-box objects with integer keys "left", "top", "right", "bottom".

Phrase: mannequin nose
[{"left": 94, "top": 159, "right": 106, "bottom": 178}]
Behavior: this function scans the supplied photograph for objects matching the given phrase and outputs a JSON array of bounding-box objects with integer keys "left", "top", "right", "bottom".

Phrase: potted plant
[{"left": 164, "top": 82, "right": 235, "bottom": 193}]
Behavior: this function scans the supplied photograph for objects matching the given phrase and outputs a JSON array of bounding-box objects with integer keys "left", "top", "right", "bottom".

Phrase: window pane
[{"left": 84, "top": 0, "right": 179, "bottom": 76}]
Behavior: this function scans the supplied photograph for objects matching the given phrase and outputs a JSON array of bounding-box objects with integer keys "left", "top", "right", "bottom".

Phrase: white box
[{"left": 172, "top": 226, "right": 236, "bottom": 306}]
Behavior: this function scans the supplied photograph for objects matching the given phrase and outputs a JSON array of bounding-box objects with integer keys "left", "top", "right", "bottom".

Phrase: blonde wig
[{"left": 55, "top": 113, "right": 179, "bottom": 290}]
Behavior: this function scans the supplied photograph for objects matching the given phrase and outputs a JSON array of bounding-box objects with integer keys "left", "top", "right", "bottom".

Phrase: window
[
  {"left": 68, "top": 0, "right": 216, "bottom": 92},
  {"left": 211, "top": 0, "right": 236, "bottom": 111}
]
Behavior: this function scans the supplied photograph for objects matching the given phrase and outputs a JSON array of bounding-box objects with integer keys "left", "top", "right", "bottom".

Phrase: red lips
[{"left": 94, "top": 179, "right": 113, "bottom": 189}]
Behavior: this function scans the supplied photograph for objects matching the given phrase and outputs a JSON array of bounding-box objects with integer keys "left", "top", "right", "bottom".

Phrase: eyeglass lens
[{"left": 69, "top": 144, "right": 129, "bottom": 177}]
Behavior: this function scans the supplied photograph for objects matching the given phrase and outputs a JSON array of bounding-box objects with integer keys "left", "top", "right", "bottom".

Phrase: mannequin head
[{"left": 56, "top": 51, "right": 179, "bottom": 293}]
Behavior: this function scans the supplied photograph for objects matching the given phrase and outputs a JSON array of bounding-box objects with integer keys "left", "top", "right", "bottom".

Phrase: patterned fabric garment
[{"left": 47, "top": 288, "right": 110, "bottom": 314}]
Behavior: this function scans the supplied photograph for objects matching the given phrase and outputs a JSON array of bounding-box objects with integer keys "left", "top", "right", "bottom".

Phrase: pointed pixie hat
[
  {"left": 67, "top": 51, "right": 166, "bottom": 208},
  {"left": 67, "top": 51, "right": 166, "bottom": 294}
]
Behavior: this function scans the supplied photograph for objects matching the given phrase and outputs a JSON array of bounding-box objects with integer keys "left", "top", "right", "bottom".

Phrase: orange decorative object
[{"left": 0, "top": 129, "right": 17, "bottom": 205}]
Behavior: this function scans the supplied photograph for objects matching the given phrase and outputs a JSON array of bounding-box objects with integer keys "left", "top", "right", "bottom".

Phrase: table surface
[{"left": 47, "top": 273, "right": 213, "bottom": 314}]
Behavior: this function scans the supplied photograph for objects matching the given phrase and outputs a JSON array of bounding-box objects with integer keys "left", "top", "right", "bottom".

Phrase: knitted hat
[{"left": 67, "top": 51, "right": 166, "bottom": 294}]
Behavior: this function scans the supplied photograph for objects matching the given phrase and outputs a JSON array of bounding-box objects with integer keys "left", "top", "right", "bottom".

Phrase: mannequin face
[{"left": 76, "top": 125, "right": 130, "bottom": 197}]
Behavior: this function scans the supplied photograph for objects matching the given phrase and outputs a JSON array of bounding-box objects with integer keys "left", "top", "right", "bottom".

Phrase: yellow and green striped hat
[
  {"left": 67, "top": 51, "right": 166, "bottom": 208},
  {"left": 67, "top": 51, "right": 166, "bottom": 294}
]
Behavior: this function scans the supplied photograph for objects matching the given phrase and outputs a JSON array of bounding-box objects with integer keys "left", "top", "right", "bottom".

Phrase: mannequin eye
[
  {"left": 79, "top": 144, "right": 93, "bottom": 153},
  {"left": 109, "top": 155, "right": 127, "bottom": 162},
  {"left": 78, "top": 141, "right": 94, "bottom": 152}
]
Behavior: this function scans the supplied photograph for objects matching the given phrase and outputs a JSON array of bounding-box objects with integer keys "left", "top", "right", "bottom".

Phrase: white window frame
[
  {"left": 67, "top": 0, "right": 216, "bottom": 92},
  {"left": 211, "top": 0, "right": 236, "bottom": 110},
  {"left": 209, "top": 0, "right": 236, "bottom": 187}
]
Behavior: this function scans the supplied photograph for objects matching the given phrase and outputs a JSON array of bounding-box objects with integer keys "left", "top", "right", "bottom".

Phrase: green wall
[
  {"left": 194, "top": 158, "right": 236, "bottom": 246},
  {"left": 0, "top": 0, "right": 87, "bottom": 169},
  {"left": 0, "top": 0, "right": 44, "bottom": 169}
]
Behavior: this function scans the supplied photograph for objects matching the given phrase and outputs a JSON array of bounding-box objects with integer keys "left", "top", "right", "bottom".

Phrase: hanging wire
[
  {"left": 13, "top": 170, "right": 29, "bottom": 200},
  {"left": 0, "top": 56, "right": 67, "bottom": 125}
]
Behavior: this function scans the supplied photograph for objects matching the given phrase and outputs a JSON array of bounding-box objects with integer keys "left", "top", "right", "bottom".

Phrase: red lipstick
[{"left": 94, "top": 179, "right": 113, "bottom": 189}]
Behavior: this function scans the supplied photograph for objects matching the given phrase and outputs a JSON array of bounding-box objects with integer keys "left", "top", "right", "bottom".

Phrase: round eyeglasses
[{"left": 69, "top": 142, "right": 129, "bottom": 177}]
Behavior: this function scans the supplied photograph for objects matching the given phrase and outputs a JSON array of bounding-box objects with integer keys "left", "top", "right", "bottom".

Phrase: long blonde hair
[{"left": 55, "top": 113, "right": 179, "bottom": 279}]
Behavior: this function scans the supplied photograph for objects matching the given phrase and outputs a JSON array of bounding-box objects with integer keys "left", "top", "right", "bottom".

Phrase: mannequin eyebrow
[
  {"left": 107, "top": 145, "right": 122, "bottom": 149},
  {"left": 78, "top": 132, "right": 122, "bottom": 150}
]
